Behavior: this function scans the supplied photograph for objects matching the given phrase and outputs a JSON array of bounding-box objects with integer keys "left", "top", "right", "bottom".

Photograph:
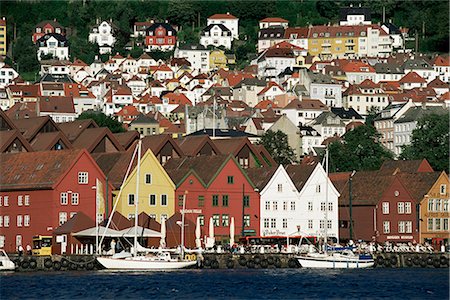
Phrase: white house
[
  {"left": 339, "top": 6, "right": 371, "bottom": 26},
  {"left": 207, "top": 13, "right": 239, "bottom": 40},
  {"left": 174, "top": 44, "right": 210, "bottom": 73},
  {"left": 257, "top": 48, "right": 296, "bottom": 79},
  {"left": 89, "top": 20, "right": 116, "bottom": 54},
  {"left": 36, "top": 33, "right": 69, "bottom": 61},
  {"left": 282, "top": 98, "right": 328, "bottom": 126},
  {"left": 299, "top": 125, "right": 322, "bottom": 156},
  {"left": 257, "top": 81, "right": 285, "bottom": 101},
  {"left": 302, "top": 70, "right": 342, "bottom": 107},
  {"left": 259, "top": 17, "right": 289, "bottom": 29},
  {"left": 286, "top": 163, "right": 339, "bottom": 241},
  {"left": 200, "top": 24, "right": 233, "bottom": 49},
  {"left": 342, "top": 79, "right": 389, "bottom": 116},
  {"left": 433, "top": 56, "right": 450, "bottom": 83},
  {"left": 284, "top": 27, "right": 309, "bottom": 50},
  {"left": 0, "top": 64, "right": 19, "bottom": 88},
  {"left": 257, "top": 27, "right": 285, "bottom": 53}
]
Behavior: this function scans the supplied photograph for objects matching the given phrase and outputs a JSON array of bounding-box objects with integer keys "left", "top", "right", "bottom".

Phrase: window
[
  {"left": 397, "top": 202, "right": 404, "bottom": 214},
  {"left": 291, "top": 202, "right": 296, "bottom": 211},
  {"left": 227, "top": 176, "right": 234, "bottom": 184},
  {"left": 161, "top": 195, "right": 167, "bottom": 206},
  {"left": 17, "top": 215, "right": 23, "bottom": 227},
  {"left": 270, "top": 218, "right": 276, "bottom": 228},
  {"left": 199, "top": 215, "right": 204, "bottom": 226},
  {"left": 149, "top": 195, "right": 156, "bottom": 206},
  {"left": 78, "top": 172, "right": 88, "bottom": 184},
  {"left": 4, "top": 196, "right": 9, "bottom": 206},
  {"left": 243, "top": 196, "right": 250, "bottom": 207},
  {"left": 212, "top": 214, "right": 220, "bottom": 227},
  {"left": 273, "top": 201, "right": 278, "bottom": 211},
  {"left": 428, "top": 218, "right": 433, "bottom": 230},
  {"left": 212, "top": 195, "right": 219, "bottom": 206},
  {"left": 0, "top": 196, "right": 2, "bottom": 206},
  {"left": 60, "top": 193, "right": 68, "bottom": 205},
  {"left": 282, "top": 218, "right": 288, "bottom": 229},
  {"left": 222, "top": 195, "right": 229, "bottom": 207},
  {"left": 435, "top": 218, "right": 441, "bottom": 230},
  {"left": 59, "top": 212, "right": 68, "bottom": 225},
  {"left": 320, "top": 202, "right": 326, "bottom": 211},
  {"left": 198, "top": 196, "right": 205, "bottom": 207},
  {"left": 25, "top": 195, "right": 30, "bottom": 206},
  {"left": 398, "top": 221, "right": 405, "bottom": 233},
  {"left": 319, "top": 220, "right": 325, "bottom": 229},
  {"left": 277, "top": 184, "right": 283, "bottom": 192},
  {"left": 222, "top": 214, "right": 229, "bottom": 227},
  {"left": 145, "top": 174, "right": 152, "bottom": 184},
  {"left": 128, "top": 194, "right": 135, "bottom": 206},
  {"left": 18, "top": 196, "right": 23, "bottom": 206},
  {"left": 308, "top": 202, "right": 313, "bottom": 211},
  {"left": 308, "top": 220, "right": 313, "bottom": 229},
  {"left": 328, "top": 202, "right": 333, "bottom": 211},
  {"left": 401, "top": 202, "right": 411, "bottom": 214},
  {"left": 177, "top": 195, "right": 184, "bottom": 207},
  {"left": 428, "top": 199, "right": 434, "bottom": 212},
  {"left": 405, "top": 221, "right": 412, "bottom": 233},
  {"left": 283, "top": 201, "right": 287, "bottom": 211},
  {"left": 244, "top": 215, "right": 250, "bottom": 227},
  {"left": 382, "top": 202, "right": 389, "bottom": 214},
  {"left": 444, "top": 219, "right": 449, "bottom": 231},
  {"left": 327, "top": 220, "right": 332, "bottom": 229},
  {"left": 440, "top": 184, "right": 447, "bottom": 195},
  {"left": 444, "top": 200, "right": 449, "bottom": 212},
  {"left": 316, "top": 185, "right": 321, "bottom": 193},
  {"left": 383, "top": 221, "right": 390, "bottom": 234},
  {"left": 435, "top": 199, "right": 442, "bottom": 212},
  {"left": 265, "top": 201, "right": 270, "bottom": 210},
  {"left": 71, "top": 193, "right": 79, "bottom": 205},
  {"left": 264, "top": 218, "right": 269, "bottom": 228}
]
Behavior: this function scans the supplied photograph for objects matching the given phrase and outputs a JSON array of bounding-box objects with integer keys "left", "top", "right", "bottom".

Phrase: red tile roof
[
  {"left": 0, "top": 129, "right": 34, "bottom": 153},
  {"left": 341, "top": 61, "right": 375, "bottom": 73},
  {"left": 162, "top": 92, "right": 192, "bottom": 105},
  {"left": 399, "top": 72, "right": 426, "bottom": 84},
  {"left": 433, "top": 55, "right": 450, "bottom": 67},
  {"left": 260, "top": 17, "right": 288, "bottom": 23},
  {"left": 284, "top": 27, "right": 309, "bottom": 39},
  {"left": 258, "top": 81, "right": 285, "bottom": 96},
  {"left": 38, "top": 96, "right": 75, "bottom": 113},
  {"left": 209, "top": 13, "right": 238, "bottom": 20},
  {"left": 254, "top": 100, "right": 278, "bottom": 109},
  {"left": 283, "top": 98, "right": 328, "bottom": 110}
]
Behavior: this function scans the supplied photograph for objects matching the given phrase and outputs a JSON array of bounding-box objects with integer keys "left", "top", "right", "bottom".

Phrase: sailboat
[
  {"left": 96, "top": 140, "right": 197, "bottom": 270},
  {"left": 296, "top": 147, "right": 374, "bottom": 269}
]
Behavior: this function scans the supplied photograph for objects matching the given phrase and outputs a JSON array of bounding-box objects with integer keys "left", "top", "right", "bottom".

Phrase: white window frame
[
  {"left": 149, "top": 194, "right": 156, "bottom": 206},
  {"left": 383, "top": 221, "right": 390, "bottom": 234},
  {"left": 263, "top": 218, "right": 269, "bottom": 228},
  {"left": 71, "top": 193, "right": 79, "bottom": 205},
  {"left": 17, "top": 215, "right": 23, "bottom": 227},
  {"left": 405, "top": 202, "right": 412, "bottom": 214},
  {"left": 397, "top": 202, "right": 404, "bottom": 214},
  {"left": 440, "top": 184, "right": 446, "bottom": 195},
  {"left": 382, "top": 202, "right": 389, "bottom": 214},
  {"left": 145, "top": 173, "right": 152, "bottom": 185},
  {"left": 265, "top": 201, "right": 270, "bottom": 210},
  {"left": 398, "top": 221, "right": 405, "bottom": 233},
  {"left": 4, "top": 196, "right": 8, "bottom": 206},
  {"left": 78, "top": 172, "right": 89, "bottom": 184},
  {"left": 291, "top": 201, "right": 296, "bottom": 211},
  {"left": 308, "top": 202, "right": 313, "bottom": 211},
  {"left": 405, "top": 221, "right": 412, "bottom": 233},
  {"left": 0, "top": 216, "right": 2, "bottom": 227},
  {"left": 59, "top": 212, "right": 67, "bottom": 225},
  {"left": 4, "top": 216, "right": 9, "bottom": 227},
  {"left": 60, "top": 192, "right": 68, "bottom": 205},
  {"left": 25, "top": 195, "right": 30, "bottom": 206},
  {"left": 308, "top": 220, "right": 313, "bottom": 229},
  {"left": 161, "top": 194, "right": 168, "bottom": 206},
  {"left": 18, "top": 195, "right": 23, "bottom": 206},
  {"left": 277, "top": 184, "right": 283, "bottom": 192},
  {"left": 282, "top": 218, "right": 288, "bottom": 229}
]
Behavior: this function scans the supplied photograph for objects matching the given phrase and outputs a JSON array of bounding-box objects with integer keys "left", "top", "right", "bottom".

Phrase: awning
[
  {"left": 73, "top": 226, "right": 122, "bottom": 237},
  {"left": 118, "top": 226, "right": 162, "bottom": 238}
]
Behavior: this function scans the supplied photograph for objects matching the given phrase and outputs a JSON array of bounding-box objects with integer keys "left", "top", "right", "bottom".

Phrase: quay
[{"left": 9, "top": 253, "right": 449, "bottom": 272}]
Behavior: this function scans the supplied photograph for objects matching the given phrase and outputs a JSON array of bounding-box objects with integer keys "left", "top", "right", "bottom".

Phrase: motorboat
[
  {"left": 297, "top": 250, "right": 374, "bottom": 269},
  {"left": 0, "top": 249, "right": 16, "bottom": 271}
]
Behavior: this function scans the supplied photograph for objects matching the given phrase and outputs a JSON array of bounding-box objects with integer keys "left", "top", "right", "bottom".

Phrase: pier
[{"left": 9, "top": 253, "right": 449, "bottom": 272}]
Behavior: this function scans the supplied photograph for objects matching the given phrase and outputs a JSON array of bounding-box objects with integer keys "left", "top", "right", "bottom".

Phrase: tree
[
  {"left": 77, "top": 112, "right": 125, "bottom": 133},
  {"left": 328, "top": 125, "right": 393, "bottom": 172},
  {"left": 400, "top": 113, "right": 449, "bottom": 172},
  {"left": 365, "top": 106, "right": 381, "bottom": 127},
  {"left": 258, "top": 130, "right": 296, "bottom": 165}
]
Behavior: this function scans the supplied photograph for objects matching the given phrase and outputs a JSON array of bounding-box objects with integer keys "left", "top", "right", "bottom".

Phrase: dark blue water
[{"left": 1, "top": 268, "right": 448, "bottom": 299}]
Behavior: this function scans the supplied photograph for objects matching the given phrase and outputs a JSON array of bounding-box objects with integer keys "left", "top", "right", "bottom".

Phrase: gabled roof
[
  {"left": 58, "top": 119, "right": 99, "bottom": 142},
  {"left": 379, "top": 159, "right": 434, "bottom": 174},
  {"left": 11, "top": 116, "right": 59, "bottom": 141},
  {"left": 208, "top": 13, "right": 238, "bottom": 20},
  {"left": 38, "top": 96, "right": 75, "bottom": 114},
  {"left": 72, "top": 127, "right": 124, "bottom": 153},
  {"left": 283, "top": 98, "right": 328, "bottom": 110},
  {"left": 331, "top": 107, "right": 363, "bottom": 120},
  {"left": 30, "top": 131, "right": 73, "bottom": 151},
  {"left": 92, "top": 150, "right": 133, "bottom": 189},
  {"left": 341, "top": 61, "right": 375, "bottom": 73},
  {"left": 245, "top": 166, "right": 278, "bottom": 190},
  {"left": 141, "top": 134, "right": 184, "bottom": 158},
  {"left": 161, "top": 92, "right": 192, "bottom": 105},
  {"left": 202, "top": 23, "right": 231, "bottom": 34},
  {"left": 285, "top": 163, "right": 317, "bottom": 192},
  {"left": 0, "top": 149, "right": 86, "bottom": 191},
  {"left": 145, "top": 22, "right": 177, "bottom": 35},
  {"left": 178, "top": 135, "right": 222, "bottom": 157},
  {"left": 433, "top": 55, "right": 450, "bottom": 67},
  {"left": 427, "top": 78, "right": 448, "bottom": 89},
  {"left": 113, "top": 131, "right": 140, "bottom": 150},
  {"left": 257, "top": 81, "right": 285, "bottom": 96},
  {"left": 260, "top": 17, "right": 288, "bottom": 23},
  {"left": 0, "top": 108, "right": 18, "bottom": 131},
  {"left": 399, "top": 71, "right": 426, "bottom": 84},
  {"left": 0, "top": 129, "right": 34, "bottom": 153}
]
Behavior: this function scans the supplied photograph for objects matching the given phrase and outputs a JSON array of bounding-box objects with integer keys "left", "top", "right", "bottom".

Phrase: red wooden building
[
  {"left": 0, "top": 149, "right": 112, "bottom": 253},
  {"left": 33, "top": 20, "right": 65, "bottom": 44},
  {"left": 164, "top": 155, "right": 260, "bottom": 243},
  {"left": 145, "top": 23, "right": 177, "bottom": 51}
]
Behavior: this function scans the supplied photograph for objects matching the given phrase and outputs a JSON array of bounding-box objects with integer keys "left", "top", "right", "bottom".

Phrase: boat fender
[
  {"left": 267, "top": 256, "right": 274, "bottom": 265},
  {"left": 260, "top": 259, "right": 269, "bottom": 269},
  {"left": 433, "top": 258, "right": 440, "bottom": 268},
  {"left": 427, "top": 255, "right": 434, "bottom": 265},
  {"left": 21, "top": 260, "right": 30, "bottom": 269},
  {"left": 69, "top": 262, "right": 78, "bottom": 271},
  {"left": 253, "top": 255, "right": 261, "bottom": 265},
  {"left": 376, "top": 256, "right": 384, "bottom": 266},
  {"left": 13, "top": 259, "right": 20, "bottom": 268},
  {"left": 390, "top": 256, "right": 398, "bottom": 267},
  {"left": 383, "top": 257, "right": 391, "bottom": 267},
  {"left": 53, "top": 261, "right": 62, "bottom": 271},
  {"left": 440, "top": 256, "right": 448, "bottom": 266},
  {"left": 246, "top": 259, "right": 255, "bottom": 269},
  {"left": 412, "top": 256, "right": 420, "bottom": 266},
  {"left": 274, "top": 258, "right": 282, "bottom": 268},
  {"left": 190, "top": 254, "right": 197, "bottom": 261},
  {"left": 405, "top": 257, "right": 413, "bottom": 267},
  {"left": 29, "top": 259, "right": 37, "bottom": 269},
  {"left": 419, "top": 258, "right": 427, "bottom": 268},
  {"left": 44, "top": 258, "right": 53, "bottom": 269},
  {"left": 61, "top": 258, "right": 69, "bottom": 268},
  {"left": 238, "top": 256, "right": 246, "bottom": 266},
  {"left": 203, "top": 257, "right": 211, "bottom": 267},
  {"left": 86, "top": 262, "right": 95, "bottom": 270},
  {"left": 226, "top": 259, "right": 234, "bottom": 269},
  {"left": 211, "top": 260, "right": 219, "bottom": 269},
  {"left": 288, "top": 258, "right": 298, "bottom": 268}
]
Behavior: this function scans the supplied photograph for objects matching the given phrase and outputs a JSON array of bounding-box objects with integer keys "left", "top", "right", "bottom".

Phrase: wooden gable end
[
  {"left": 4, "top": 137, "right": 31, "bottom": 153},
  {"left": 92, "top": 136, "right": 121, "bottom": 153}
]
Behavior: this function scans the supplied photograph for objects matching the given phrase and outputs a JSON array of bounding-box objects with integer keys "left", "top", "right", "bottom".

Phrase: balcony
[{"left": 345, "top": 40, "right": 355, "bottom": 45}]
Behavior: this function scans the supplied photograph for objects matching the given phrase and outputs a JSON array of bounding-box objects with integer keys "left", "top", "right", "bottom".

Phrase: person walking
[
  {"left": 18, "top": 245, "right": 24, "bottom": 257},
  {"left": 26, "top": 244, "right": 32, "bottom": 256}
]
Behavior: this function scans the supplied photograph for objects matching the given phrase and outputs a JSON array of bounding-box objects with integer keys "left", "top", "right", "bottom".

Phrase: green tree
[
  {"left": 365, "top": 106, "right": 381, "bottom": 127},
  {"left": 77, "top": 112, "right": 125, "bottom": 133},
  {"left": 400, "top": 113, "right": 449, "bottom": 172},
  {"left": 329, "top": 125, "right": 393, "bottom": 172},
  {"left": 258, "top": 130, "right": 296, "bottom": 165}
]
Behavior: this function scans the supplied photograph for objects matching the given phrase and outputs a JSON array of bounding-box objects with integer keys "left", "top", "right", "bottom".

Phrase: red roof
[
  {"left": 341, "top": 61, "right": 375, "bottom": 73},
  {"left": 359, "top": 79, "right": 379, "bottom": 89},
  {"left": 139, "top": 94, "right": 162, "bottom": 104},
  {"left": 439, "top": 91, "right": 450, "bottom": 101},
  {"left": 433, "top": 55, "right": 450, "bottom": 67},
  {"left": 284, "top": 27, "right": 309, "bottom": 39},
  {"left": 260, "top": 17, "right": 288, "bottom": 23},
  {"left": 254, "top": 100, "right": 278, "bottom": 109},
  {"left": 0, "top": 19, "right": 6, "bottom": 26},
  {"left": 63, "top": 83, "right": 95, "bottom": 98},
  {"left": 162, "top": 92, "right": 192, "bottom": 105},
  {"left": 114, "top": 86, "right": 133, "bottom": 96},
  {"left": 258, "top": 81, "right": 285, "bottom": 96},
  {"left": 399, "top": 72, "right": 426, "bottom": 84},
  {"left": 209, "top": 13, "right": 238, "bottom": 20},
  {"left": 269, "top": 41, "right": 305, "bottom": 51},
  {"left": 225, "top": 72, "right": 254, "bottom": 87}
]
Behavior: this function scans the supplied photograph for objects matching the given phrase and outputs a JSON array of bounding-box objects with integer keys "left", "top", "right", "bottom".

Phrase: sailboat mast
[
  {"left": 181, "top": 191, "right": 187, "bottom": 259},
  {"left": 324, "top": 146, "right": 329, "bottom": 254},
  {"left": 134, "top": 140, "right": 142, "bottom": 257}
]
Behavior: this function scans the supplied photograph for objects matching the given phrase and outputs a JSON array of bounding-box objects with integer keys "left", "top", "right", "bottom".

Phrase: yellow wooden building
[
  {"left": 0, "top": 18, "right": 6, "bottom": 56},
  {"left": 115, "top": 149, "right": 176, "bottom": 222},
  {"left": 210, "top": 49, "right": 228, "bottom": 70}
]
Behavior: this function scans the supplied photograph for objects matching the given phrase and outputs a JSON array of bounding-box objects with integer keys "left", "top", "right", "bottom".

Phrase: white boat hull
[
  {"left": 297, "top": 255, "right": 374, "bottom": 269},
  {"left": 0, "top": 250, "right": 15, "bottom": 271},
  {"left": 97, "top": 256, "right": 197, "bottom": 270}
]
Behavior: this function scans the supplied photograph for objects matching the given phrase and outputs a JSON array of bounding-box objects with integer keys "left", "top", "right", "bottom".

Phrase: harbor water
[{"left": 1, "top": 268, "right": 449, "bottom": 299}]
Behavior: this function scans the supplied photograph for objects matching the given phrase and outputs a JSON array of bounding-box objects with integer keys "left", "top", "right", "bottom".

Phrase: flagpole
[{"left": 95, "top": 178, "right": 99, "bottom": 255}]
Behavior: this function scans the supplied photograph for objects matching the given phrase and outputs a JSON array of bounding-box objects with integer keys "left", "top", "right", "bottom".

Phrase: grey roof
[
  {"left": 308, "top": 71, "right": 338, "bottom": 84},
  {"left": 130, "top": 114, "right": 158, "bottom": 125},
  {"left": 202, "top": 24, "right": 231, "bottom": 34},
  {"left": 382, "top": 22, "right": 401, "bottom": 35},
  {"left": 178, "top": 44, "right": 208, "bottom": 51},
  {"left": 234, "top": 78, "right": 267, "bottom": 88},
  {"left": 402, "top": 59, "right": 432, "bottom": 70},
  {"left": 394, "top": 106, "right": 448, "bottom": 124},
  {"left": 373, "top": 103, "right": 407, "bottom": 121},
  {"left": 187, "top": 129, "right": 258, "bottom": 138},
  {"left": 374, "top": 63, "right": 404, "bottom": 74},
  {"left": 299, "top": 125, "right": 321, "bottom": 137},
  {"left": 36, "top": 33, "right": 69, "bottom": 46},
  {"left": 331, "top": 107, "right": 363, "bottom": 120},
  {"left": 339, "top": 7, "right": 371, "bottom": 21},
  {"left": 311, "top": 112, "right": 345, "bottom": 127},
  {"left": 259, "top": 27, "right": 285, "bottom": 39},
  {"left": 38, "top": 73, "right": 75, "bottom": 83}
]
